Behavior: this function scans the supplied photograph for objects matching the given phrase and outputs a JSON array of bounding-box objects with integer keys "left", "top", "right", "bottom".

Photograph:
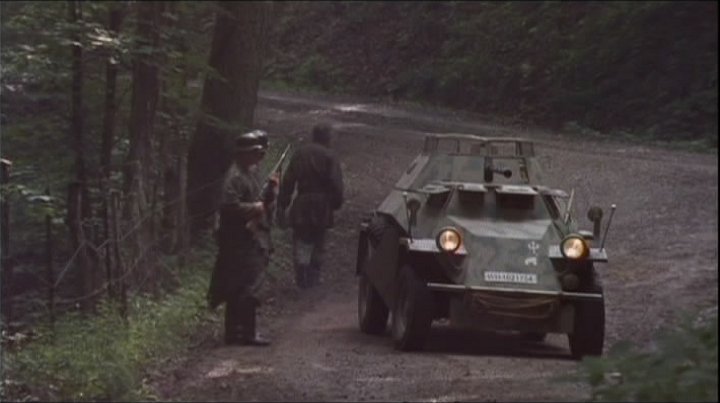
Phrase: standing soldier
[
  {"left": 277, "top": 123, "right": 344, "bottom": 288},
  {"left": 207, "top": 130, "right": 277, "bottom": 346}
]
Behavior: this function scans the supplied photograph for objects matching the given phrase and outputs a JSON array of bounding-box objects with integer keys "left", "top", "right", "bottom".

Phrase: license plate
[{"left": 484, "top": 271, "right": 538, "bottom": 284}]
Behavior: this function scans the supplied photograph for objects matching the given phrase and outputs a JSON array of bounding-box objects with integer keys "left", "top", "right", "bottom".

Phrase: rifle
[
  {"left": 260, "top": 143, "right": 292, "bottom": 203},
  {"left": 247, "top": 144, "right": 292, "bottom": 232}
]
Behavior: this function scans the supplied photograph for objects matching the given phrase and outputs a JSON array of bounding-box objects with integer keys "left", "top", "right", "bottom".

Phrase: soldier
[
  {"left": 207, "top": 130, "right": 278, "bottom": 346},
  {"left": 277, "top": 123, "right": 344, "bottom": 288}
]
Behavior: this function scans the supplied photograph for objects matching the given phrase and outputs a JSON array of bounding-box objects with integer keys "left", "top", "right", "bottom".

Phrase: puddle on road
[
  {"left": 335, "top": 104, "right": 370, "bottom": 113},
  {"left": 206, "top": 360, "right": 274, "bottom": 379}
]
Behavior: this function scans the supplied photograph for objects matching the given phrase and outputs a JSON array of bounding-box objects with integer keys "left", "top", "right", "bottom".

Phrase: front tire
[
  {"left": 358, "top": 271, "right": 389, "bottom": 334},
  {"left": 568, "top": 286, "right": 605, "bottom": 359},
  {"left": 391, "top": 265, "right": 434, "bottom": 351}
]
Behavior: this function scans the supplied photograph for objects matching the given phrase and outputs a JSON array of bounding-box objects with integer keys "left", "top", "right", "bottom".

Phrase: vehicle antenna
[
  {"left": 564, "top": 189, "right": 575, "bottom": 224},
  {"left": 599, "top": 204, "right": 617, "bottom": 252}
]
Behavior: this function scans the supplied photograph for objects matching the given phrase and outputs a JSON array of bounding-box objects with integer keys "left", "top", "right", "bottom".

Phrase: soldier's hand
[
  {"left": 264, "top": 174, "right": 280, "bottom": 203},
  {"left": 252, "top": 201, "right": 265, "bottom": 218}
]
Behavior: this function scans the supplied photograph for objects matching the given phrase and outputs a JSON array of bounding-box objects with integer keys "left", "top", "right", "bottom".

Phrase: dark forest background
[
  {"left": 266, "top": 1, "right": 717, "bottom": 145},
  {"left": 0, "top": 1, "right": 717, "bottom": 401}
]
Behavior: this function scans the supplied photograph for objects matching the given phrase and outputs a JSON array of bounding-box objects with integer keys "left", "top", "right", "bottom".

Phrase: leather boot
[
  {"left": 224, "top": 299, "right": 244, "bottom": 345},
  {"left": 241, "top": 300, "right": 271, "bottom": 346},
  {"left": 307, "top": 264, "right": 321, "bottom": 287},
  {"left": 295, "top": 264, "right": 308, "bottom": 289}
]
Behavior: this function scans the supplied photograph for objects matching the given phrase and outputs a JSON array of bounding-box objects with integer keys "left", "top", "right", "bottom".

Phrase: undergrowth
[
  {"left": 575, "top": 308, "right": 718, "bottom": 402},
  {"left": 0, "top": 246, "right": 217, "bottom": 402}
]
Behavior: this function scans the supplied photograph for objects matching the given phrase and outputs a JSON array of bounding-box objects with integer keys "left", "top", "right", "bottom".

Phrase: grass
[{"left": 0, "top": 246, "right": 218, "bottom": 402}]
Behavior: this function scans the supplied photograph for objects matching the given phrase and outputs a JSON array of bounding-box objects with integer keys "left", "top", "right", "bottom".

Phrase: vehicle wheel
[
  {"left": 521, "top": 332, "right": 547, "bottom": 342},
  {"left": 391, "top": 265, "right": 434, "bottom": 351},
  {"left": 568, "top": 286, "right": 605, "bottom": 359},
  {"left": 367, "top": 215, "right": 389, "bottom": 248},
  {"left": 358, "top": 271, "right": 389, "bottom": 335}
]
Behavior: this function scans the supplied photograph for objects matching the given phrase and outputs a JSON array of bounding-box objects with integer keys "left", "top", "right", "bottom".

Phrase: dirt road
[{"left": 153, "top": 90, "right": 718, "bottom": 402}]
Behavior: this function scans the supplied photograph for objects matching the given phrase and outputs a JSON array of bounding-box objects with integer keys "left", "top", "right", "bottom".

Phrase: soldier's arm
[{"left": 220, "top": 176, "right": 263, "bottom": 220}]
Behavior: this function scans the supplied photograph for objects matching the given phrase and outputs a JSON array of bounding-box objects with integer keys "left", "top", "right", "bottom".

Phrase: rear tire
[
  {"left": 391, "top": 265, "right": 434, "bottom": 351},
  {"left": 568, "top": 286, "right": 605, "bottom": 359}
]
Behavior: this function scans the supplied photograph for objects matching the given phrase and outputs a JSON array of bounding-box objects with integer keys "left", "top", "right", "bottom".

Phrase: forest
[{"left": 0, "top": 1, "right": 717, "bottom": 401}]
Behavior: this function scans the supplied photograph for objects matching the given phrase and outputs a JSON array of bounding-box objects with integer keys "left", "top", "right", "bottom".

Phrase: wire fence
[{"left": 1, "top": 138, "right": 292, "bottom": 332}]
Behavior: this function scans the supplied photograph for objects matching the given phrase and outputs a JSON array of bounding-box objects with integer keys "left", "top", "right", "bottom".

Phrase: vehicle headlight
[
  {"left": 436, "top": 227, "right": 462, "bottom": 253},
  {"left": 561, "top": 235, "right": 589, "bottom": 259}
]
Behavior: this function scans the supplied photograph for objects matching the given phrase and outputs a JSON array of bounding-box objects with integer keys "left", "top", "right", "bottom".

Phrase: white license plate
[{"left": 484, "top": 271, "right": 538, "bottom": 284}]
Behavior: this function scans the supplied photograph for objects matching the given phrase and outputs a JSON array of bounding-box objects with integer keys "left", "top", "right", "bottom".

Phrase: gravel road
[{"left": 153, "top": 89, "right": 718, "bottom": 402}]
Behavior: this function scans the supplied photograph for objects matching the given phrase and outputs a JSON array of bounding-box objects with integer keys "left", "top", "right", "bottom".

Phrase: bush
[
  {"left": 577, "top": 308, "right": 718, "bottom": 402},
  {"left": 1, "top": 250, "right": 216, "bottom": 402}
]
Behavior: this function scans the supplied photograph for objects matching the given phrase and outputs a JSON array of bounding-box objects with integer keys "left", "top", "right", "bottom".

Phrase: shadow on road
[{"left": 423, "top": 325, "right": 573, "bottom": 360}]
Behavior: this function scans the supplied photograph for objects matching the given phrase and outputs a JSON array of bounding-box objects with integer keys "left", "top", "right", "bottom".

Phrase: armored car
[{"left": 355, "top": 134, "right": 615, "bottom": 358}]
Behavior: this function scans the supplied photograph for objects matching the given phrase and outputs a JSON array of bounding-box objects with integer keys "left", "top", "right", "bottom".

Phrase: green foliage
[
  {"left": 267, "top": 1, "right": 718, "bottom": 146},
  {"left": 576, "top": 310, "right": 718, "bottom": 402},
  {"left": 1, "top": 249, "right": 216, "bottom": 402}
]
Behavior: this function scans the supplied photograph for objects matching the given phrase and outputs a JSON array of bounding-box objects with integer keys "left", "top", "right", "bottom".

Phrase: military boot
[
  {"left": 241, "top": 301, "right": 271, "bottom": 346},
  {"left": 307, "top": 264, "right": 321, "bottom": 287},
  {"left": 224, "top": 300, "right": 245, "bottom": 345},
  {"left": 295, "top": 264, "right": 308, "bottom": 289}
]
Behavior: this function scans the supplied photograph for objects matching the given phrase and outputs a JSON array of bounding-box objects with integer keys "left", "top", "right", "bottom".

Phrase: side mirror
[{"left": 587, "top": 206, "right": 604, "bottom": 240}]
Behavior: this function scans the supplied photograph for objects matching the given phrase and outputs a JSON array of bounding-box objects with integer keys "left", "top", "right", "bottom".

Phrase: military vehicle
[{"left": 355, "top": 134, "right": 615, "bottom": 358}]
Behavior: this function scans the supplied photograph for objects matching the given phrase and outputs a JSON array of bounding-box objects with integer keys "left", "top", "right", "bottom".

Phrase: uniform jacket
[
  {"left": 278, "top": 142, "right": 344, "bottom": 229},
  {"left": 207, "top": 163, "right": 271, "bottom": 309}
]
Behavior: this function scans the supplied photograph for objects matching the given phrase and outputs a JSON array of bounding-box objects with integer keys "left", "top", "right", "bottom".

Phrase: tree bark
[
  {"left": 101, "top": 3, "right": 125, "bottom": 302},
  {"left": 123, "top": 1, "right": 164, "bottom": 291},
  {"left": 187, "top": 1, "right": 274, "bottom": 239},
  {"left": 1, "top": 159, "right": 14, "bottom": 325},
  {"left": 67, "top": 0, "right": 95, "bottom": 310}
]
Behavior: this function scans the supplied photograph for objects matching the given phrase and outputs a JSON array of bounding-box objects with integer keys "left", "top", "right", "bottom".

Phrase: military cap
[{"left": 234, "top": 130, "right": 268, "bottom": 153}]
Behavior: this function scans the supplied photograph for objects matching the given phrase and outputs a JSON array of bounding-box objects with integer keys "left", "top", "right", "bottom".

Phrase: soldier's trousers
[
  {"left": 224, "top": 295, "right": 259, "bottom": 342},
  {"left": 292, "top": 226, "right": 326, "bottom": 288}
]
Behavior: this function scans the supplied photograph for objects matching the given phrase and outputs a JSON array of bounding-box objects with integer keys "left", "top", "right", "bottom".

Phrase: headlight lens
[
  {"left": 437, "top": 228, "right": 462, "bottom": 253},
  {"left": 561, "top": 235, "right": 589, "bottom": 259}
]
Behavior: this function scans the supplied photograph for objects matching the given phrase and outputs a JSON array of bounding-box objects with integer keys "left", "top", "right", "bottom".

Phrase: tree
[
  {"left": 186, "top": 1, "right": 274, "bottom": 238},
  {"left": 122, "top": 1, "right": 165, "bottom": 290},
  {"left": 66, "top": 0, "right": 96, "bottom": 310}
]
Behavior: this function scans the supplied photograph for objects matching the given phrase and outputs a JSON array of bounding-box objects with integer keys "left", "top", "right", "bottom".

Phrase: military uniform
[
  {"left": 207, "top": 130, "right": 274, "bottom": 346},
  {"left": 278, "top": 139, "right": 344, "bottom": 288}
]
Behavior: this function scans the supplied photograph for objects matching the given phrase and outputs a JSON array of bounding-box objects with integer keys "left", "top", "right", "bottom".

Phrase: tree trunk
[
  {"left": 1, "top": 159, "right": 14, "bottom": 326},
  {"left": 187, "top": 1, "right": 274, "bottom": 239},
  {"left": 101, "top": 3, "right": 125, "bottom": 301},
  {"left": 67, "top": 0, "right": 95, "bottom": 310},
  {"left": 123, "top": 1, "right": 164, "bottom": 291}
]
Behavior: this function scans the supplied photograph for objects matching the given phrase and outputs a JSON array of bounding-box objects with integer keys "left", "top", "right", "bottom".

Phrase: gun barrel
[{"left": 259, "top": 144, "right": 292, "bottom": 199}]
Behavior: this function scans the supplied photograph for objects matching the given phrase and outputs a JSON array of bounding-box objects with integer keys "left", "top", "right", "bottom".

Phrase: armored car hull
[{"left": 355, "top": 134, "right": 612, "bottom": 358}]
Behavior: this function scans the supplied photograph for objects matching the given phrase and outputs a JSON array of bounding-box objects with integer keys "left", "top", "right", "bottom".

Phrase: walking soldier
[{"left": 277, "top": 123, "right": 344, "bottom": 288}]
